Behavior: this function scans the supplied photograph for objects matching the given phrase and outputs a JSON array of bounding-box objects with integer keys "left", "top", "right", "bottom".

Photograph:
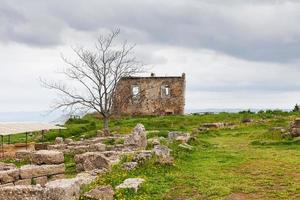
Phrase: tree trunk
[{"left": 103, "top": 116, "right": 109, "bottom": 131}]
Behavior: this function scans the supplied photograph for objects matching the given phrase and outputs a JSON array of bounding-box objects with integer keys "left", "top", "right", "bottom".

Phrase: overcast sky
[{"left": 1, "top": 0, "right": 300, "bottom": 113}]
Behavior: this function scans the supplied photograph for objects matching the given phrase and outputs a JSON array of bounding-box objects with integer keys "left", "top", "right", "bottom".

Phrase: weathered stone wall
[
  {"left": 0, "top": 150, "right": 65, "bottom": 187},
  {"left": 113, "top": 73, "right": 186, "bottom": 116}
]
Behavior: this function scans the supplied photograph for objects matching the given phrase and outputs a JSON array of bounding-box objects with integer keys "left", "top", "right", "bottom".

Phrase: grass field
[
  {"left": 75, "top": 111, "right": 300, "bottom": 200},
  {"left": 6, "top": 111, "right": 300, "bottom": 199}
]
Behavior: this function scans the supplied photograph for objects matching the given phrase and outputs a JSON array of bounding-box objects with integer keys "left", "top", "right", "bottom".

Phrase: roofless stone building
[{"left": 112, "top": 73, "right": 186, "bottom": 116}]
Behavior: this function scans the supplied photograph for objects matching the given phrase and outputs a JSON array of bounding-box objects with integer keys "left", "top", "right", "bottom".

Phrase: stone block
[
  {"left": 32, "top": 150, "right": 64, "bottom": 165},
  {"left": 168, "top": 132, "right": 190, "bottom": 143},
  {"left": 75, "top": 151, "right": 119, "bottom": 172},
  {"left": 50, "top": 174, "right": 66, "bottom": 181},
  {"left": 294, "top": 118, "right": 300, "bottom": 127},
  {"left": 14, "top": 179, "right": 32, "bottom": 186},
  {"left": 202, "top": 122, "right": 225, "bottom": 128},
  {"left": 89, "top": 143, "right": 106, "bottom": 152},
  {"left": 15, "top": 150, "right": 33, "bottom": 160},
  {"left": 20, "top": 164, "right": 65, "bottom": 179},
  {"left": 124, "top": 124, "right": 147, "bottom": 150},
  {"left": 0, "top": 183, "right": 14, "bottom": 188},
  {"left": 116, "top": 178, "right": 145, "bottom": 192},
  {"left": 133, "top": 151, "right": 152, "bottom": 163},
  {"left": 48, "top": 144, "right": 67, "bottom": 151},
  {"left": 34, "top": 176, "right": 48, "bottom": 186},
  {"left": 84, "top": 185, "right": 114, "bottom": 200},
  {"left": 0, "top": 162, "right": 16, "bottom": 171},
  {"left": 45, "top": 178, "right": 81, "bottom": 200},
  {"left": 0, "top": 185, "right": 45, "bottom": 200},
  {"left": 55, "top": 137, "right": 64, "bottom": 145},
  {"left": 122, "top": 162, "right": 138, "bottom": 171},
  {"left": 64, "top": 138, "right": 73, "bottom": 144},
  {"left": 0, "top": 169, "right": 20, "bottom": 184}
]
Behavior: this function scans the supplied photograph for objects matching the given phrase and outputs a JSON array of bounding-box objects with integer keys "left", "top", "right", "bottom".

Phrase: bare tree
[{"left": 42, "top": 29, "right": 144, "bottom": 130}]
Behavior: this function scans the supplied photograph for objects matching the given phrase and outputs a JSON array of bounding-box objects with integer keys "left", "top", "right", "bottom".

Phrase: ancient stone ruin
[
  {"left": 0, "top": 123, "right": 191, "bottom": 199},
  {"left": 113, "top": 73, "right": 186, "bottom": 116},
  {"left": 0, "top": 150, "right": 65, "bottom": 188}
]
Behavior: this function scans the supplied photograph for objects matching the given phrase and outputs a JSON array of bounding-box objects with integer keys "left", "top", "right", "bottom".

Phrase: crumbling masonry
[{"left": 113, "top": 73, "right": 186, "bottom": 116}]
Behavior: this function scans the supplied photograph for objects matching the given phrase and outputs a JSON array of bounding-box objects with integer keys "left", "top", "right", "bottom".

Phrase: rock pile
[
  {"left": 0, "top": 123, "right": 163, "bottom": 199},
  {"left": 289, "top": 118, "right": 300, "bottom": 137},
  {"left": 48, "top": 136, "right": 125, "bottom": 154}
]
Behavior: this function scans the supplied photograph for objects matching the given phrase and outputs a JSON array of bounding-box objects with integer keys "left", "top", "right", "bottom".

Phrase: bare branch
[{"left": 41, "top": 29, "right": 145, "bottom": 129}]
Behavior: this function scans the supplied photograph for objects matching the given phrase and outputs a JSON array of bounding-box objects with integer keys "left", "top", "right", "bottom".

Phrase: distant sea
[
  {"left": 0, "top": 111, "right": 68, "bottom": 124},
  {"left": 0, "top": 108, "right": 291, "bottom": 124}
]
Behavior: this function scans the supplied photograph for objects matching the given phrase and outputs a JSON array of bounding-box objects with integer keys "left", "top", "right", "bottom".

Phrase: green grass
[
  {"left": 4, "top": 111, "right": 300, "bottom": 199},
  {"left": 77, "top": 111, "right": 300, "bottom": 200},
  {"left": 64, "top": 153, "right": 77, "bottom": 177},
  {"left": 3, "top": 158, "right": 30, "bottom": 167}
]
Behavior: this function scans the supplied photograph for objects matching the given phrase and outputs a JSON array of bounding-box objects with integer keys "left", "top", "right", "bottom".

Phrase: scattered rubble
[
  {"left": 0, "top": 185, "right": 45, "bottom": 200},
  {"left": 289, "top": 118, "right": 300, "bottom": 137},
  {"left": 116, "top": 178, "right": 145, "bottom": 192},
  {"left": 153, "top": 145, "right": 171, "bottom": 158},
  {"left": 153, "top": 145, "right": 173, "bottom": 165},
  {"left": 133, "top": 151, "right": 153, "bottom": 163},
  {"left": 168, "top": 132, "right": 191, "bottom": 143},
  {"left": 84, "top": 185, "right": 114, "bottom": 200},
  {"left": 124, "top": 124, "right": 147, "bottom": 150},
  {"left": 122, "top": 162, "right": 138, "bottom": 171},
  {"left": 202, "top": 122, "right": 225, "bottom": 129},
  {"left": 0, "top": 123, "right": 192, "bottom": 199},
  {"left": 0, "top": 171, "right": 101, "bottom": 200}
]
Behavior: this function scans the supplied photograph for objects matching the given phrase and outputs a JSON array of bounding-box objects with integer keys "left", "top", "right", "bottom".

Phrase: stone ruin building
[{"left": 113, "top": 73, "right": 186, "bottom": 116}]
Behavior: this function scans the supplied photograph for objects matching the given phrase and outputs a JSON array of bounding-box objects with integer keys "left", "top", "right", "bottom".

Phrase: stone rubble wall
[
  {"left": 0, "top": 150, "right": 65, "bottom": 188},
  {"left": 47, "top": 136, "right": 125, "bottom": 154},
  {"left": 0, "top": 123, "right": 155, "bottom": 200},
  {"left": 0, "top": 172, "right": 97, "bottom": 200}
]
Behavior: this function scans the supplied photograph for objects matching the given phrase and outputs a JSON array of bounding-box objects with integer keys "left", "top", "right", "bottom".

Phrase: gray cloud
[
  {"left": 1, "top": 0, "right": 300, "bottom": 114},
  {"left": 1, "top": 0, "right": 300, "bottom": 62}
]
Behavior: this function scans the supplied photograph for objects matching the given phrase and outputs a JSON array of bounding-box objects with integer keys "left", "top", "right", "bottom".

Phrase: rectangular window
[
  {"left": 131, "top": 85, "right": 140, "bottom": 102},
  {"left": 161, "top": 85, "right": 171, "bottom": 98}
]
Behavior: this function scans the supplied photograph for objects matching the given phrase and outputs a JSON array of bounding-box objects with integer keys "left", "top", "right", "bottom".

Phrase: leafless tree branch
[{"left": 41, "top": 29, "right": 145, "bottom": 129}]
